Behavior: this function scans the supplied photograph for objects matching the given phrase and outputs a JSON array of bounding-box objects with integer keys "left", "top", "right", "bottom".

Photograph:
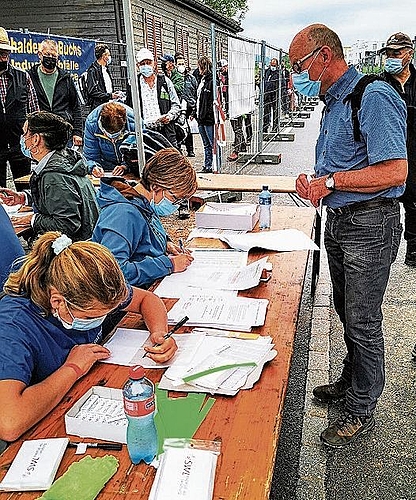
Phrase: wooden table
[
  {"left": 14, "top": 173, "right": 296, "bottom": 193},
  {"left": 195, "top": 173, "right": 296, "bottom": 193},
  {"left": 0, "top": 206, "right": 315, "bottom": 499}
]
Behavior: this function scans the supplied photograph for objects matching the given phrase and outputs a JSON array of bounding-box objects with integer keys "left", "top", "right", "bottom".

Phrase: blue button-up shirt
[{"left": 316, "top": 66, "right": 407, "bottom": 208}]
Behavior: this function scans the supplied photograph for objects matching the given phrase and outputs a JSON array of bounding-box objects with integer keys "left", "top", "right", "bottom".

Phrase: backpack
[
  {"left": 76, "top": 70, "right": 90, "bottom": 106},
  {"left": 343, "top": 74, "right": 386, "bottom": 141}
]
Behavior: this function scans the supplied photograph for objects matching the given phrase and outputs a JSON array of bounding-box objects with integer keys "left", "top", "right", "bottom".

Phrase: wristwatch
[{"left": 325, "top": 173, "right": 335, "bottom": 191}]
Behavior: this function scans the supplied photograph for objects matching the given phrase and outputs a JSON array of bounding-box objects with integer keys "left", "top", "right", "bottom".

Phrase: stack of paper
[
  {"left": 167, "top": 292, "right": 269, "bottom": 332},
  {"left": 159, "top": 334, "right": 277, "bottom": 396},
  {"left": 154, "top": 249, "right": 251, "bottom": 298}
]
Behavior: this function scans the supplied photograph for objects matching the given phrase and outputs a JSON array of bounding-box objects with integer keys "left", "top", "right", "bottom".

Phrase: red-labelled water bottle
[{"left": 123, "top": 365, "right": 158, "bottom": 464}]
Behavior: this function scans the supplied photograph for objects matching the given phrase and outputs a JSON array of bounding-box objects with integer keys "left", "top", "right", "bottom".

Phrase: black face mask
[
  {"left": 42, "top": 56, "right": 58, "bottom": 70},
  {"left": 0, "top": 60, "right": 8, "bottom": 72}
]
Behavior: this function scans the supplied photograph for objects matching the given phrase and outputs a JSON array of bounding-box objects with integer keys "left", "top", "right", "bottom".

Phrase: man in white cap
[
  {"left": 0, "top": 27, "right": 39, "bottom": 187},
  {"left": 126, "top": 47, "right": 180, "bottom": 148}
]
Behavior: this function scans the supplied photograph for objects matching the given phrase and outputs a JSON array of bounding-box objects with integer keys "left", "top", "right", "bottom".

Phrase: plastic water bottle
[
  {"left": 259, "top": 185, "right": 272, "bottom": 229},
  {"left": 123, "top": 365, "right": 158, "bottom": 464}
]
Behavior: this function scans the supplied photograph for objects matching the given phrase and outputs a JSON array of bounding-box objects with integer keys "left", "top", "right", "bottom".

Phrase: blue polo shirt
[
  {"left": 316, "top": 66, "right": 407, "bottom": 208},
  {"left": 0, "top": 286, "right": 132, "bottom": 386}
]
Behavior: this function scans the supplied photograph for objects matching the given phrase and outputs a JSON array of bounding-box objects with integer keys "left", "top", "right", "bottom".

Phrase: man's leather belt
[{"left": 327, "top": 197, "right": 398, "bottom": 216}]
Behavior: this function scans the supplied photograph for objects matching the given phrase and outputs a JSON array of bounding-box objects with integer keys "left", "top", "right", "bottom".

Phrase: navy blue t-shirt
[
  {"left": 0, "top": 286, "right": 132, "bottom": 386},
  {"left": 0, "top": 206, "right": 24, "bottom": 288}
]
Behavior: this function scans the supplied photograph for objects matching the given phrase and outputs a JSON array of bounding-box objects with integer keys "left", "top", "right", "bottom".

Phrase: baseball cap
[
  {"left": 159, "top": 53, "right": 175, "bottom": 63},
  {"left": 0, "top": 27, "right": 14, "bottom": 51},
  {"left": 136, "top": 48, "right": 154, "bottom": 63},
  {"left": 379, "top": 32, "right": 414, "bottom": 53}
]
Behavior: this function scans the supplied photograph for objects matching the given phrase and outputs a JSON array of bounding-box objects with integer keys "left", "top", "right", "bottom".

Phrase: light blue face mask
[
  {"left": 150, "top": 193, "right": 178, "bottom": 217},
  {"left": 384, "top": 57, "right": 404, "bottom": 75},
  {"left": 139, "top": 64, "right": 154, "bottom": 77},
  {"left": 292, "top": 70, "right": 322, "bottom": 97},
  {"left": 55, "top": 301, "right": 107, "bottom": 331},
  {"left": 20, "top": 135, "right": 33, "bottom": 159}
]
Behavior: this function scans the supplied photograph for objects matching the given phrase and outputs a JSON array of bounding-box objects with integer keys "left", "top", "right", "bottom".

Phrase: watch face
[{"left": 326, "top": 176, "right": 335, "bottom": 189}]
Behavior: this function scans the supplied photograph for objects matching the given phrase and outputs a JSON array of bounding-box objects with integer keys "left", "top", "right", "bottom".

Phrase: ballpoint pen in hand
[
  {"left": 142, "top": 315, "right": 189, "bottom": 358},
  {"left": 178, "top": 239, "right": 184, "bottom": 253}
]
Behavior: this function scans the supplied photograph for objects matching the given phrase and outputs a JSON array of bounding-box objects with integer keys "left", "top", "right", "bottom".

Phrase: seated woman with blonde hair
[
  {"left": 0, "top": 232, "right": 176, "bottom": 442},
  {"left": 92, "top": 147, "right": 198, "bottom": 288}
]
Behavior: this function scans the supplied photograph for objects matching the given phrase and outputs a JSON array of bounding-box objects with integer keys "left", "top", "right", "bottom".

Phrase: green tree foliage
[{"left": 202, "top": 0, "right": 248, "bottom": 19}]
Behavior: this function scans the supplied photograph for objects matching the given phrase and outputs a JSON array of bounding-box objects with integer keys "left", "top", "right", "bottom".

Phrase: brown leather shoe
[
  {"left": 320, "top": 411, "right": 375, "bottom": 448},
  {"left": 313, "top": 378, "right": 349, "bottom": 402}
]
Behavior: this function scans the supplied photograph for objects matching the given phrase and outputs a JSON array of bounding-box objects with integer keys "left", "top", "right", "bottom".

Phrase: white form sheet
[
  {"left": 153, "top": 249, "right": 248, "bottom": 298},
  {"left": 100, "top": 328, "right": 204, "bottom": 369},
  {"left": 186, "top": 227, "right": 247, "bottom": 241},
  {"left": 167, "top": 292, "right": 269, "bottom": 332},
  {"left": 219, "top": 228, "right": 319, "bottom": 252}
]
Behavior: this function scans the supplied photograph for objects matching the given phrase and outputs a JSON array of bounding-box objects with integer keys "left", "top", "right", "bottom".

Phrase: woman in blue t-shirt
[{"left": 0, "top": 231, "right": 176, "bottom": 442}]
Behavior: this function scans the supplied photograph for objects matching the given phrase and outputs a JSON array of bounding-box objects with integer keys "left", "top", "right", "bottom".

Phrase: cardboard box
[
  {"left": 65, "top": 386, "right": 127, "bottom": 444},
  {"left": 195, "top": 202, "right": 259, "bottom": 231}
]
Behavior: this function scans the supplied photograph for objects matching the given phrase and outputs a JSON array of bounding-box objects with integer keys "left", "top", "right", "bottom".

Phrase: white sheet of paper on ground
[
  {"left": 167, "top": 293, "right": 269, "bottom": 332},
  {"left": 153, "top": 249, "right": 248, "bottom": 298},
  {"left": 218, "top": 228, "right": 319, "bottom": 252},
  {"left": 186, "top": 227, "right": 247, "bottom": 241},
  {"left": 100, "top": 329, "right": 203, "bottom": 368}
]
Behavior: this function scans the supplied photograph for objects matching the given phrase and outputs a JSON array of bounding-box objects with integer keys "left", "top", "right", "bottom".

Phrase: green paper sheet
[
  {"left": 155, "top": 385, "right": 215, "bottom": 456},
  {"left": 37, "top": 455, "right": 119, "bottom": 500}
]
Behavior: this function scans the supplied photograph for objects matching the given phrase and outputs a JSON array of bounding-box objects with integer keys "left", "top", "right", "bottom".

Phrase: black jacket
[
  {"left": 28, "top": 64, "right": 83, "bottom": 137},
  {"left": 0, "top": 65, "right": 31, "bottom": 151},
  {"left": 384, "top": 63, "right": 416, "bottom": 197},
  {"left": 197, "top": 72, "right": 214, "bottom": 125},
  {"left": 86, "top": 61, "right": 113, "bottom": 110},
  {"left": 26, "top": 149, "right": 99, "bottom": 241}
]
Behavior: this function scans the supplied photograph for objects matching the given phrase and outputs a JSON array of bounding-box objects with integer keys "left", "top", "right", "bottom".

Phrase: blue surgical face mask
[
  {"left": 107, "top": 56, "right": 112, "bottom": 65},
  {"left": 20, "top": 135, "right": 33, "bottom": 159},
  {"left": 292, "top": 70, "right": 322, "bottom": 97},
  {"left": 139, "top": 64, "right": 154, "bottom": 77},
  {"left": 54, "top": 301, "right": 107, "bottom": 331},
  {"left": 105, "top": 129, "right": 124, "bottom": 140},
  {"left": 384, "top": 57, "right": 404, "bottom": 75},
  {"left": 150, "top": 192, "right": 178, "bottom": 217}
]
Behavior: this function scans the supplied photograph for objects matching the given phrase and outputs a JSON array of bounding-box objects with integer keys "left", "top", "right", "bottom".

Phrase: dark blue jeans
[
  {"left": 324, "top": 200, "right": 402, "bottom": 416},
  {"left": 198, "top": 124, "right": 214, "bottom": 171}
]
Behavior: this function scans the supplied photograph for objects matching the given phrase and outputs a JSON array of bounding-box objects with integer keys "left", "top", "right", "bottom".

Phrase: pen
[
  {"left": 142, "top": 315, "right": 189, "bottom": 357},
  {"left": 68, "top": 442, "right": 122, "bottom": 450},
  {"left": 178, "top": 239, "right": 184, "bottom": 253}
]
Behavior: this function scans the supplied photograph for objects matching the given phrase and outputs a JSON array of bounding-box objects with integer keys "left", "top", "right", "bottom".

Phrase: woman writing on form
[{"left": 0, "top": 232, "right": 176, "bottom": 442}]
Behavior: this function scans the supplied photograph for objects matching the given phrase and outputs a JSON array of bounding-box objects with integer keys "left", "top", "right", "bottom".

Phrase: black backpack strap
[{"left": 343, "top": 74, "right": 385, "bottom": 141}]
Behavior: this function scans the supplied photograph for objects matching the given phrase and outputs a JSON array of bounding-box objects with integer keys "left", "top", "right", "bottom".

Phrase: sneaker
[
  {"left": 227, "top": 151, "right": 238, "bottom": 162},
  {"left": 201, "top": 168, "right": 213, "bottom": 173},
  {"left": 412, "top": 343, "right": 416, "bottom": 360},
  {"left": 313, "top": 378, "right": 349, "bottom": 402},
  {"left": 187, "top": 151, "right": 195, "bottom": 157},
  {"left": 320, "top": 411, "right": 375, "bottom": 448}
]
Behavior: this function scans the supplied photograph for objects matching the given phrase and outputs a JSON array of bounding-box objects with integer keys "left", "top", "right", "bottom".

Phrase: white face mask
[{"left": 177, "top": 65, "right": 186, "bottom": 74}]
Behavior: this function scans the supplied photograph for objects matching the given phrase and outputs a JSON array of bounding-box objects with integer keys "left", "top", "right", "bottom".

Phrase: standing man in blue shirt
[{"left": 289, "top": 24, "right": 407, "bottom": 448}]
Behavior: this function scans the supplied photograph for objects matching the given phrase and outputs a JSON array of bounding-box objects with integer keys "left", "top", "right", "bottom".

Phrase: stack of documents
[
  {"left": 195, "top": 228, "right": 319, "bottom": 252},
  {"left": 158, "top": 333, "right": 277, "bottom": 396},
  {"left": 167, "top": 292, "right": 268, "bottom": 332}
]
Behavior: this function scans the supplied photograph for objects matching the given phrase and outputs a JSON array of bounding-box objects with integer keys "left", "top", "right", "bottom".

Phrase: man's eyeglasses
[
  {"left": 291, "top": 46, "right": 323, "bottom": 74},
  {"left": 166, "top": 189, "right": 188, "bottom": 206}
]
